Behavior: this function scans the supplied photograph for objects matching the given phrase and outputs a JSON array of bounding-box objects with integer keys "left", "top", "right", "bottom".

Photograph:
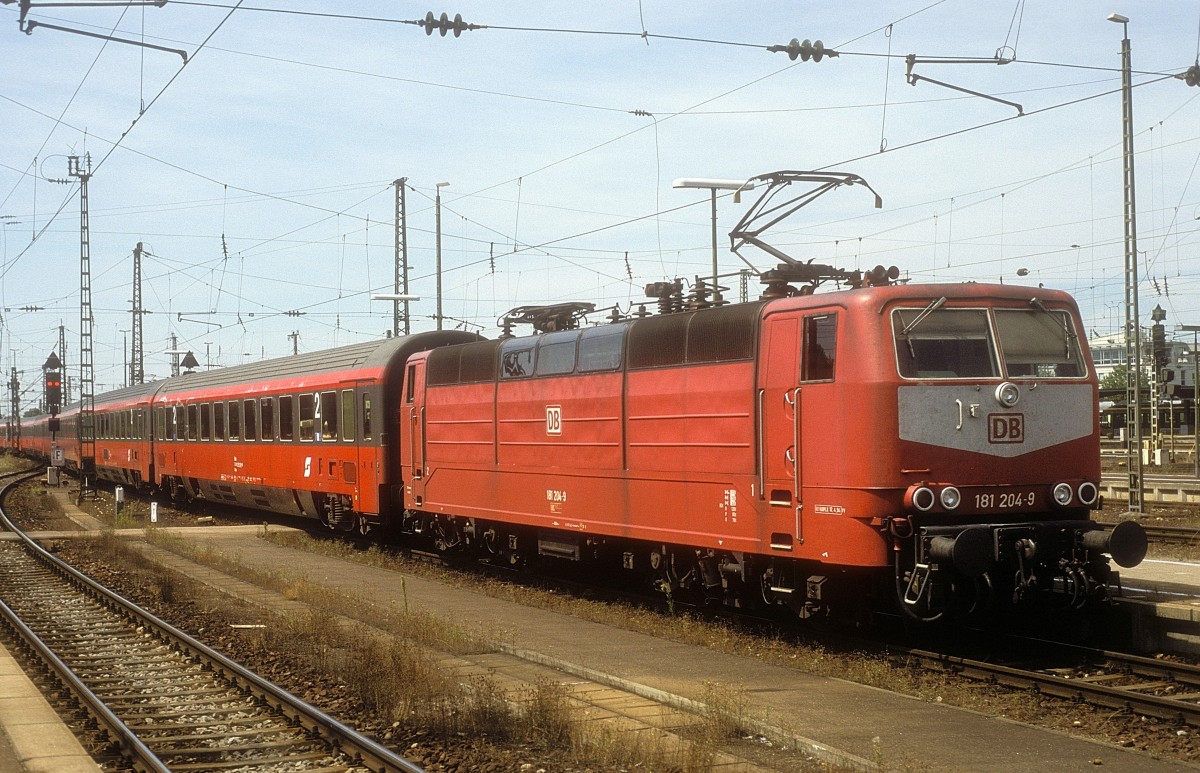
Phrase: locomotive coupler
[{"left": 902, "top": 561, "right": 934, "bottom": 607}]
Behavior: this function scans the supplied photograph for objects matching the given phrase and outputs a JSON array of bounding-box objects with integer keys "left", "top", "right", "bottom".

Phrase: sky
[{"left": 1, "top": 1, "right": 1199, "bottom": 400}]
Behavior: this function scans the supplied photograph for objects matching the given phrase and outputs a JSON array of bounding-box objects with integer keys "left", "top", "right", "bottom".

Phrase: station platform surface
[
  {"left": 1114, "top": 558, "right": 1200, "bottom": 656},
  {"left": 0, "top": 641, "right": 101, "bottom": 772}
]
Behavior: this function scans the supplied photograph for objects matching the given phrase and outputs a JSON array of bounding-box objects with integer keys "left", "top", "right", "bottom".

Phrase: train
[{"left": 6, "top": 270, "right": 1147, "bottom": 624}]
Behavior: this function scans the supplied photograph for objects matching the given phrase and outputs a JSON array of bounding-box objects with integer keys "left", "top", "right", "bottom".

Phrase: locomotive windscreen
[{"left": 893, "top": 305, "right": 1087, "bottom": 380}]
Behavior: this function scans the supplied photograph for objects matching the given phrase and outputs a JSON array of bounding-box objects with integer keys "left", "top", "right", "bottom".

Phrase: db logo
[
  {"left": 546, "top": 405, "right": 562, "bottom": 436},
  {"left": 988, "top": 413, "right": 1024, "bottom": 444}
]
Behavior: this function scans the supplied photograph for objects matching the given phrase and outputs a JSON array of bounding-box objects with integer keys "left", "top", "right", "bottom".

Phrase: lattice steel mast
[
  {"left": 131, "top": 242, "right": 145, "bottom": 385},
  {"left": 66, "top": 155, "right": 97, "bottom": 500}
]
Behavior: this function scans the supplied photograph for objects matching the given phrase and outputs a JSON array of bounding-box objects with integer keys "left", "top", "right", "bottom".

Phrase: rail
[{"left": 0, "top": 470, "right": 425, "bottom": 773}]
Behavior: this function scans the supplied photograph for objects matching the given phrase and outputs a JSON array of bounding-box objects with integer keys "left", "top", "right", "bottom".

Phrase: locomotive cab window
[
  {"left": 994, "top": 308, "right": 1085, "bottom": 378},
  {"left": 893, "top": 307, "right": 999, "bottom": 379},
  {"left": 802, "top": 314, "right": 837, "bottom": 382}
]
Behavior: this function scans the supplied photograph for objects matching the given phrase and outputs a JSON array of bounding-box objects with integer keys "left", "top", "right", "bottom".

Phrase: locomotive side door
[
  {"left": 760, "top": 310, "right": 839, "bottom": 548},
  {"left": 401, "top": 360, "right": 427, "bottom": 505},
  {"left": 760, "top": 313, "right": 803, "bottom": 547}
]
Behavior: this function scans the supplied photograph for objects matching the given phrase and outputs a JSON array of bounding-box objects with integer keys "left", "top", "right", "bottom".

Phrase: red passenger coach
[
  {"left": 147, "top": 331, "right": 476, "bottom": 531},
  {"left": 399, "top": 281, "right": 1146, "bottom": 622}
]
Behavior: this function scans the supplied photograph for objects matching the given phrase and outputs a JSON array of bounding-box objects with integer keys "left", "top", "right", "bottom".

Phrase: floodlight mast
[{"left": 672, "top": 178, "right": 756, "bottom": 298}]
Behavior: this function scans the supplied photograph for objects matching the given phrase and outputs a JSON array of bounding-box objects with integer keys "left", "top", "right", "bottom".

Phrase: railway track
[
  {"left": 1139, "top": 524, "right": 1200, "bottom": 545},
  {"left": 0, "top": 471, "right": 423, "bottom": 773},
  {"left": 900, "top": 642, "right": 1200, "bottom": 728}
]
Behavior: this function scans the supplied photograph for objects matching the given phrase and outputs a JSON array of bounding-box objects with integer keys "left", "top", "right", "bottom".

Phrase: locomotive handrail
[{"left": 792, "top": 386, "right": 803, "bottom": 544}]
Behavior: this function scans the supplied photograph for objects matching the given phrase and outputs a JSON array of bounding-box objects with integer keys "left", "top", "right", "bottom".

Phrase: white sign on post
[{"left": 150, "top": 502, "right": 158, "bottom": 524}]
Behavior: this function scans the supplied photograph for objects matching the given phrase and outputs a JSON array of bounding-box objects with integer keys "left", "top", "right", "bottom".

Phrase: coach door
[
  {"left": 760, "top": 310, "right": 838, "bottom": 548},
  {"left": 403, "top": 360, "right": 427, "bottom": 504},
  {"left": 348, "top": 381, "right": 374, "bottom": 510}
]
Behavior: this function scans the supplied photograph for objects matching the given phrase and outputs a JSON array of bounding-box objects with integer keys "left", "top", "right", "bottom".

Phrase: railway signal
[{"left": 43, "top": 351, "right": 62, "bottom": 415}]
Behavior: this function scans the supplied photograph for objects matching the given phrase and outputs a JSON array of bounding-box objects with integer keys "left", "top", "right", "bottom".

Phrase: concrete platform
[
  {"left": 1116, "top": 559, "right": 1200, "bottom": 656},
  {"left": 0, "top": 642, "right": 101, "bottom": 773}
]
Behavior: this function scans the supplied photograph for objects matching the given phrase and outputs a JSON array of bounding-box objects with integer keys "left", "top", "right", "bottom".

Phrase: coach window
[
  {"left": 260, "top": 397, "right": 275, "bottom": 441},
  {"left": 186, "top": 404, "right": 199, "bottom": 441},
  {"left": 500, "top": 338, "right": 536, "bottom": 378},
  {"left": 319, "top": 391, "right": 338, "bottom": 440},
  {"left": 361, "top": 394, "right": 373, "bottom": 440},
  {"left": 200, "top": 403, "right": 212, "bottom": 440},
  {"left": 227, "top": 400, "right": 240, "bottom": 440},
  {"left": 155, "top": 407, "right": 165, "bottom": 441},
  {"left": 299, "top": 394, "right": 315, "bottom": 441},
  {"left": 535, "top": 331, "right": 579, "bottom": 376},
  {"left": 214, "top": 402, "right": 226, "bottom": 441},
  {"left": 243, "top": 400, "right": 256, "bottom": 441},
  {"left": 340, "top": 390, "right": 355, "bottom": 441},
  {"left": 279, "top": 396, "right": 294, "bottom": 441},
  {"left": 801, "top": 314, "right": 837, "bottom": 382}
]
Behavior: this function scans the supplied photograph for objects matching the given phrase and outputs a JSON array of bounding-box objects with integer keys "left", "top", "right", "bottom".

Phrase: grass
[{"left": 137, "top": 529, "right": 780, "bottom": 771}]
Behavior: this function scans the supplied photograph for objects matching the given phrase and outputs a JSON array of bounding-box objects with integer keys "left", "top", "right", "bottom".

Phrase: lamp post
[
  {"left": 1109, "top": 11, "right": 1144, "bottom": 513},
  {"left": 371, "top": 293, "right": 421, "bottom": 336},
  {"left": 672, "top": 178, "right": 755, "bottom": 300},
  {"left": 435, "top": 181, "right": 450, "bottom": 331},
  {"left": 1180, "top": 325, "right": 1200, "bottom": 478}
]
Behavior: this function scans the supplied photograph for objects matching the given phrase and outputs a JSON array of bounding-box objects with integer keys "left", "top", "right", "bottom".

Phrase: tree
[{"left": 1099, "top": 363, "right": 1148, "bottom": 391}]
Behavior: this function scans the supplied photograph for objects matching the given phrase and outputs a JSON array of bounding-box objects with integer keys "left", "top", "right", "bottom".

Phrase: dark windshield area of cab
[{"left": 893, "top": 305, "right": 1086, "bottom": 379}]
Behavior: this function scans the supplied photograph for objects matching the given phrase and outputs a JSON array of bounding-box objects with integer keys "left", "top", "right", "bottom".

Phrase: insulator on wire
[
  {"left": 421, "top": 11, "right": 479, "bottom": 37},
  {"left": 767, "top": 38, "right": 838, "bottom": 62}
]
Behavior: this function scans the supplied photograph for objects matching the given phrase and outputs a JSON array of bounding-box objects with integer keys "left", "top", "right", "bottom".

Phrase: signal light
[
  {"left": 45, "top": 370, "right": 62, "bottom": 412},
  {"left": 768, "top": 38, "right": 839, "bottom": 62}
]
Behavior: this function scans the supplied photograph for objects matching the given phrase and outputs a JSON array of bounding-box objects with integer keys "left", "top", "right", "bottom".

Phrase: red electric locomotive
[{"left": 397, "top": 278, "right": 1145, "bottom": 622}]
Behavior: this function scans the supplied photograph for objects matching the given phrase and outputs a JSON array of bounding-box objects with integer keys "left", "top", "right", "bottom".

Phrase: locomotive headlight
[
  {"left": 1052, "top": 482, "right": 1074, "bottom": 506},
  {"left": 909, "top": 486, "right": 936, "bottom": 512},
  {"left": 1077, "top": 482, "right": 1099, "bottom": 506},
  {"left": 939, "top": 486, "right": 962, "bottom": 510},
  {"left": 995, "top": 382, "right": 1020, "bottom": 408}
]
